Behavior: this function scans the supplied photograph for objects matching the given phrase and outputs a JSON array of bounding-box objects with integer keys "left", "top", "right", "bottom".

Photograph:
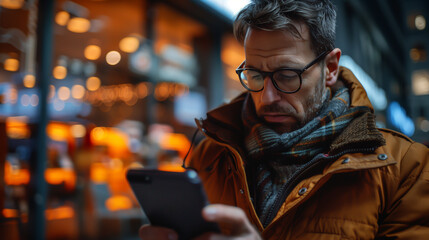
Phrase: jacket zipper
[{"left": 262, "top": 147, "right": 377, "bottom": 228}]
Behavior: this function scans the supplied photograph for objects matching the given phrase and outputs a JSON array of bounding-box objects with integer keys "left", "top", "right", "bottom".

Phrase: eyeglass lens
[{"left": 240, "top": 69, "right": 300, "bottom": 92}]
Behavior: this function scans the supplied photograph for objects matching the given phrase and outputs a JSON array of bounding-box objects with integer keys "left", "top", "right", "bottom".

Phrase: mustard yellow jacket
[{"left": 188, "top": 67, "right": 429, "bottom": 239}]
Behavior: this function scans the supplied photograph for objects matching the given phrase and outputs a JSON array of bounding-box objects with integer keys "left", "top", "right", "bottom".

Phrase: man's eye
[
  {"left": 249, "top": 74, "right": 263, "bottom": 80},
  {"left": 243, "top": 71, "right": 262, "bottom": 81},
  {"left": 276, "top": 71, "right": 297, "bottom": 81}
]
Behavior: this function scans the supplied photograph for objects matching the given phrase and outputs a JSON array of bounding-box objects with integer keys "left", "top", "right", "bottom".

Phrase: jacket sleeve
[{"left": 376, "top": 141, "right": 429, "bottom": 239}]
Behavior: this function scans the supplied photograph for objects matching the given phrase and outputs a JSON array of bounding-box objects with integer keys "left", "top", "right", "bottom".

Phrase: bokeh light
[
  {"left": 119, "top": 36, "right": 140, "bottom": 53},
  {"left": 58, "top": 86, "right": 71, "bottom": 101},
  {"left": 71, "top": 85, "right": 85, "bottom": 99},
  {"left": 55, "top": 11, "right": 70, "bottom": 26},
  {"left": 53, "top": 66, "right": 67, "bottom": 79},
  {"left": 84, "top": 45, "right": 101, "bottom": 60},
  {"left": 106, "top": 51, "right": 121, "bottom": 65},
  {"left": 4, "top": 58, "right": 19, "bottom": 72},
  {"left": 71, "top": 124, "right": 86, "bottom": 138},
  {"left": 67, "top": 17, "right": 91, "bottom": 33},
  {"left": 86, "top": 76, "right": 101, "bottom": 91},
  {"left": 23, "top": 74, "right": 36, "bottom": 88}
]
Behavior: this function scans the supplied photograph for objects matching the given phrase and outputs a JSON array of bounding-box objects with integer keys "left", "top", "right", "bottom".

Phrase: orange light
[
  {"left": 119, "top": 36, "right": 140, "bottom": 53},
  {"left": 45, "top": 168, "right": 76, "bottom": 190},
  {"left": 105, "top": 195, "right": 133, "bottom": 211},
  {"left": 6, "top": 116, "right": 30, "bottom": 139},
  {"left": 47, "top": 123, "right": 71, "bottom": 142},
  {"left": 4, "top": 58, "right": 19, "bottom": 72},
  {"left": 136, "top": 82, "right": 148, "bottom": 98},
  {"left": 0, "top": 0, "right": 24, "bottom": 9},
  {"left": 159, "top": 133, "right": 191, "bottom": 158},
  {"left": 90, "top": 127, "right": 129, "bottom": 158},
  {"left": 53, "top": 66, "right": 67, "bottom": 79},
  {"left": 23, "top": 74, "right": 36, "bottom": 88},
  {"left": 86, "top": 76, "right": 101, "bottom": 91},
  {"left": 84, "top": 45, "right": 101, "bottom": 60},
  {"left": 55, "top": 11, "right": 70, "bottom": 26},
  {"left": 71, "top": 84, "right": 85, "bottom": 99},
  {"left": 158, "top": 163, "right": 185, "bottom": 172},
  {"left": 154, "top": 83, "right": 169, "bottom": 101},
  {"left": 67, "top": 17, "right": 90, "bottom": 33},
  {"left": 2, "top": 208, "right": 19, "bottom": 218},
  {"left": 4, "top": 161, "right": 30, "bottom": 185},
  {"left": 58, "top": 86, "right": 70, "bottom": 100},
  {"left": 89, "top": 162, "right": 109, "bottom": 183},
  {"left": 45, "top": 206, "right": 75, "bottom": 220}
]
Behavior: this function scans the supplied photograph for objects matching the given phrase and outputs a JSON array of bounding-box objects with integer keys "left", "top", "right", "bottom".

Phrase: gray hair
[{"left": 234, "top": 0, "right": 336, "bottom": 55}]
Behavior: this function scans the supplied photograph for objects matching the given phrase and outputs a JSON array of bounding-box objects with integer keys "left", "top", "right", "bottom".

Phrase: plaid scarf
[
  {"left": 243, "top": 87, "right": 369, "bottom": 162},
  {"left": 242, "top": 87, "right": 371, "bottom": 225}
]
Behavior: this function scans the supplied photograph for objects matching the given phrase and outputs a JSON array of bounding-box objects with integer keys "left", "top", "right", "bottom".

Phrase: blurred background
[{"left": 0, "top": 0, "right": 428, "bottom": 239}]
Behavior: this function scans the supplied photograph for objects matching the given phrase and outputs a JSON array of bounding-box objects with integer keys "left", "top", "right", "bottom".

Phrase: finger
[
  {"left": 202, "top": 204, "right": 249, "bottom": 234},
  {"left": 138, "top": 224, "right": 178, "bottom": 240}
]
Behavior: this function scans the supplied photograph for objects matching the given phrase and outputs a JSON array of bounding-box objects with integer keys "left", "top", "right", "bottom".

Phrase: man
[{"left": 140, "top": 0, "right": 429, "bottom": 239}]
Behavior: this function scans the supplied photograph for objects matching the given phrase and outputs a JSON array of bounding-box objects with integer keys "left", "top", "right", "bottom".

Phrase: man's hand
[
  {"left": 138, "top": 204, "right": 261, "bottom": 240},
  {"left": 195, "top": 204, "right": 262, "bottom": 240},
  {"left": 139, "top": 225, "right": 178, "bottom": 240}
]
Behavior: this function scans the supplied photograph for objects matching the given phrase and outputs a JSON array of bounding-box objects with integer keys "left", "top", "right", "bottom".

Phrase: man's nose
[{"left": 260, "top": 77, "right": 281, "bottom": 104}]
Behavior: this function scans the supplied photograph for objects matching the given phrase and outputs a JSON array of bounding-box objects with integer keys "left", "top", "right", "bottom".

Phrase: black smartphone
[{"left": 126, "top": 169, "right": 220, "bottom": 240}]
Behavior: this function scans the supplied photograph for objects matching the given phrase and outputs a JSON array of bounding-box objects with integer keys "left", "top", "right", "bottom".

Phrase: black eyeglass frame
[{"left": 235, "top": 50, "right": 330, "bottom": 94}]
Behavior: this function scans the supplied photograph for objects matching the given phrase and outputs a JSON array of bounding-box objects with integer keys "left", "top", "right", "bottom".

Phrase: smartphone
[{"left": 126, "top": 169, "right": 220, "bottom": 239}]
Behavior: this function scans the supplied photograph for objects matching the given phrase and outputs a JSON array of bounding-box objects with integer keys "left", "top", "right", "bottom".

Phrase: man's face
[{"left": 244, "top": 25, "right": 329, "bottom": 133}]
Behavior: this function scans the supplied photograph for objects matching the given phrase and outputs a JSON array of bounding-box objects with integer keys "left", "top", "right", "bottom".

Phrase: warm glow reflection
[
  {"left": 105, "top": 195, "right": 133, "bottom": 211},
  {"left": 136, "top": 82, "right": 148, "bottom": 98},
  {"left": 154, "top": 83, "right": 169, "bottom": 101},
  {"left": 106, "top": 51, "right": 121, "bottom": 65},
  {"left": 4, "top": 58, "right": 19, "bottom": 72},
  {"left": 67, "top": 17, "right": 91, "bottom": 33},
  {"left": 2, "top": 209, "right": 19, "bottom": 218},
  {"left": 23, "top": 74, "right": 36, "bottom": 88},
  {"left": 84, "top": 45, "right": 101, "bottom": 60},
  {"left": 160, "top": 133, "right": 191, "bottom": 158},
  {"left": 4, "top": 161, "right": 30, "bottom": 185},
  {"left": 119, "top": 36, "right": 140, "bottom": 53},
  {"left": 90, "top": 127, "right": 129, "bottom": 157},
  {"left": 158, "top": 163, "right": 186, "bottom": 172},
  {"left": 6, "top": 116, "right": 30, "bottom": 139},
  {"left": 47, "top": 123, "right": 70, "bottom": 142},
  {"left": 45, "top": 168, "right": 76, "bottom": 190},
  {"left": 58, "top": 86, "right": 71, "bottom": 100},
  {"left": 55, "top": 11, "right": 70, "bottom": 26},
  {"left": 45, "top": 206, "right": 75, "bottom": 220},
  {"left": 86, "top": 76, "right": 101, "bottom": 91},
  {"left": 0, "top": 0, "right": 24, "bottom": 9},
  {"left": 71, "top": 124, "right": 86, "bottom": 138},
  {"left": 53, "top": 66, "right": 67, "bottom": 79},
  {"left": 71, "top": 84, "right": 85, "bottom": 99},
  {"left": 90, "top": 162, "right": 109, "bottom": 183}
]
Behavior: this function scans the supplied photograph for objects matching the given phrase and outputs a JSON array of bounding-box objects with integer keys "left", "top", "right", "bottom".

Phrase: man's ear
[{"left": 325, "top": 48, "right": 342, "bottom": 87}]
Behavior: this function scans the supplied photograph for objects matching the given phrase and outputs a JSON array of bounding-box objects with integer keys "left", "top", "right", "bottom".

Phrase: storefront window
[{"left": 1, "top": 1, "right": 240, "bottom": 239}]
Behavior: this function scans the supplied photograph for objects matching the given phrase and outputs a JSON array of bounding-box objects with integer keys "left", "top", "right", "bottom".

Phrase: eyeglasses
[{"left": 235, "top": 50, "right": 330, "bottom": 94}]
